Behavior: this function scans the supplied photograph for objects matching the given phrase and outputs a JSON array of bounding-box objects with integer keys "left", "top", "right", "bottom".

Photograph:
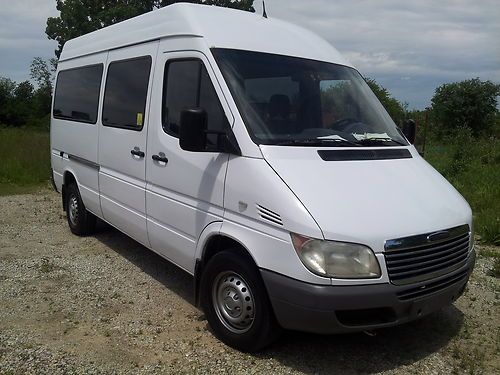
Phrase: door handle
[
  {"left": 152, "top": 154, "right": 169, "bottom": 164},
  {"left": 131, "top": 149, "right": 145, "bottom": 158}
]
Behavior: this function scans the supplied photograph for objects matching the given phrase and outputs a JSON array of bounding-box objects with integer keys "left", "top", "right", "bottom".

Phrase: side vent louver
[{"left": 256, "top": 204, "right": 283, "bottom": 226}]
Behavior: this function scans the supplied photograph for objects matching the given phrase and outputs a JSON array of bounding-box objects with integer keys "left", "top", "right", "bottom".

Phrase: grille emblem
[{"left": 427, "top": 231, "right": 450, "bottom": 242}]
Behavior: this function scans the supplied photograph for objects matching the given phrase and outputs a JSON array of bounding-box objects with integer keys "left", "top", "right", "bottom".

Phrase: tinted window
[
  {"left": 163, "top": 60, "right": 199, "bottom": 136},
  {"left": 163, "top": 59, "right": 229, "bottom": 140},
  {"left": 53, "top": 64, "right": 103, "bottom": 124},
  {"left": 244, "top": 76, "right": 299, "bottom": 132},
  {"left": 200, "top": 67, "right": 228, "bottom": 136},
  {"left": 103, "top": 56, "right": 152, "bottom": 130}
]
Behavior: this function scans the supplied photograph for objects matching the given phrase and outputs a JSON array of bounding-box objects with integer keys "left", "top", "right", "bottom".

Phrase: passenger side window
[
  {"left": 53, "top": 64, "right": 103, "bottom": 124},
  {"left": 102, "top": 56, "right": 152, "bottom": 130},
  {"left": 163, "top": 59, "right": 229, "bottom": 140}
]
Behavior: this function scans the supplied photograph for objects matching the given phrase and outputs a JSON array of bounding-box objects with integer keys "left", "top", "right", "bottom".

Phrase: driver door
[{"left": 145, "top": 50, "right": 233, "bottom": 273}]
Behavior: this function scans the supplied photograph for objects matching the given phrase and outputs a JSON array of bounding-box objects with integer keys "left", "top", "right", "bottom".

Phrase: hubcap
[
  {"left": 68, "top": 195, "right": 79, "bottom": 226},
  {"left": 212, "top": 271, "right": 255, "bottom": 334}
]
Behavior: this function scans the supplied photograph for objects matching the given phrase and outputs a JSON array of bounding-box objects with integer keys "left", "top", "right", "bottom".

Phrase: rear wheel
[
  {"left": 200, "top": 251, "right": 281, "bottom": 352},
  {"left": 65, "top": 183, "right": 96, "bottom": 236}
]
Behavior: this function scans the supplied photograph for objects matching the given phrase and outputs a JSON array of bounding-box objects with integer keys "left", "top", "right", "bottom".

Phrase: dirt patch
[{"left": 0, "top": 190, "right": 499, "bottom": 374}]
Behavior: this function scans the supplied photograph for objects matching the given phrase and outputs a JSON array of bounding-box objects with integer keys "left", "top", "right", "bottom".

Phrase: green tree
[
  {"left": 431, "top": 78, "right": 500, "bottom": 137},
  {"left": 0, "top": 78, "right": 17, "bottom": 126},
  {"left": 12, "top": 81, "right": 36, "bottom": 126},
  {"left": 30, "top": 57, "right": 57, "bottom": 118},
  {"left": 365, "top": 78, "right": 406, "bottom": 125},
  {"left": 30, "top": 57, "right": 57, "bottom": 90},
  {"left": 0, "top": 79, "right": 38, "bottom": 127},
  {"left": 46, "top": 0, "right": 255, "bottom": 58},
  {"left": 162, "top": 0, "right": 254, "bottom": 10}
]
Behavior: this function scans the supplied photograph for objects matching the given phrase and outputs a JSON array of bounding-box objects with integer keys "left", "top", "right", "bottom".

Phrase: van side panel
[{"left": 51, "top": 53, "right": 108, "bottom": 218}]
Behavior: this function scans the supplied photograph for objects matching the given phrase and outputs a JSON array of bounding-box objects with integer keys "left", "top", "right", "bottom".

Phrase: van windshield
[{"left": 212, "top": 48, "right": 408, "bottom": 147}]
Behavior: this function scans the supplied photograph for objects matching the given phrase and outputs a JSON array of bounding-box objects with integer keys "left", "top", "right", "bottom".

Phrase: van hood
[{"left": 260, "top": 145, "right": 472, "bottom": 253}]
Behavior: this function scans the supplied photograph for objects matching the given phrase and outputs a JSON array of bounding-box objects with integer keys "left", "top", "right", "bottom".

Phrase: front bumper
[{"left": 261, "top": 250, "right": 475, "bottom": 334}]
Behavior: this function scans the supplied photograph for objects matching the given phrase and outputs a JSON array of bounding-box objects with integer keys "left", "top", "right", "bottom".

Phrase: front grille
[
  {"left": 397, "top": 270, "right": 468, "bottom": 301},
  {"left": 384, "top": 225, "right": 470, "bottom": 285}
]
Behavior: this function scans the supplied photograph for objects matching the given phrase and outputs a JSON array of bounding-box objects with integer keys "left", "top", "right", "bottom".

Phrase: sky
[{"left": 0, "top": 0, "right": 498, "bottom": 109}]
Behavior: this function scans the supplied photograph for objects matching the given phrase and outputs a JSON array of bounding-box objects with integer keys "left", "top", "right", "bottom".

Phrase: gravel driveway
[{"left": 1, "top": 190, "right": 498, "bottom": 375}]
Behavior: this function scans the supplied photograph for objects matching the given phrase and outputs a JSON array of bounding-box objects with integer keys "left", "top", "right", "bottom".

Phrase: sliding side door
[{"left": 98, "top": 41, "right": 159, "bottom": 246}]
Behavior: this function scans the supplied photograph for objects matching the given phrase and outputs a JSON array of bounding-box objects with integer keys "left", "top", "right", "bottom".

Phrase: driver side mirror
[
  {"left": 179, "top": 108, "right": 208, "bottom": 152},
  {"left": 179, "top": 107, "right": 241, "bottom": 155},
  {"left": 403, "top": 119, "right": 416, "bottom": 144}
]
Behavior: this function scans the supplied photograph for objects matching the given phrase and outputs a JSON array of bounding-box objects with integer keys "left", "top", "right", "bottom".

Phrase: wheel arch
[
  {"left": 194, "top": 224, "right": 259, "bottom": 307},
  {"left": 61, "top": 168, "right": 79, "bottom": 212}
]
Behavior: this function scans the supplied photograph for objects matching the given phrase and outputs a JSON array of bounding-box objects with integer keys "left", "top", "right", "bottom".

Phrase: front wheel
[{"left": 200, "top": 251, "right": 281, "bottom": 352}]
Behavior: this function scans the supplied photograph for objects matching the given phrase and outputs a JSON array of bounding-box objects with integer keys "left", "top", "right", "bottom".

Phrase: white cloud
[
  {"left": 0, "top": 0, "right": 57, "bottom": 20},
  {"left": 0, "top": 0, "right": 58, "bottom": 82}
]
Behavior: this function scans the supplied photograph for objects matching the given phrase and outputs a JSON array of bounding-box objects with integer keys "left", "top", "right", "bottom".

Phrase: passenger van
[{"left": 51, "top": 4, "right": 475, "bottom": 352}]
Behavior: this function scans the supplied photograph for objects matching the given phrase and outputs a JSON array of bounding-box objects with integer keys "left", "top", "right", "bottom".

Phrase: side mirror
[
  {"left": 179, "top": 108, "right": 207, "bottom": 152},
  {"left": 403, "top": 119, "right": 417, "bottom": 144}
]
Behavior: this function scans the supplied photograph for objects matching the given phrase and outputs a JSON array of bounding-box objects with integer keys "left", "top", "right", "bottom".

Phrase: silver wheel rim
[
  {"left": 212, "top": 271, "right": 255, "bottom": 334},
  {"left": 68, "top": 195, "right": 79, "bottom": 226}
]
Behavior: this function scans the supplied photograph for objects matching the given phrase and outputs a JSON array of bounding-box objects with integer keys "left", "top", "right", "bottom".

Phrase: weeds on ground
[
  {"left": 456, "top": 346, "right": 486, "bottom": 375},
  {"left": 479, "top": 248, "right": 500, "bottom": 258},
  {"left": 490, "top": 258, "right": 500, "bottom": 278},
  {"left": 425, "top": 131, "right": 500, "bottom": 245},
  {"left": 39, "top": 257, "right": 56, "bottom": 273},
  {"left": 450, "top": 324, "right": 487, "bottom": 375},
  {"left": 0, "top": 126, "right": 50, "bottom": 195}
]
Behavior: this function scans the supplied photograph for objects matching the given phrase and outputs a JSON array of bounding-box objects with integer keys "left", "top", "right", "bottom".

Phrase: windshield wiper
[
  {"left": 354, "top": 137, "right": 407, "bottom": 146},
  {"left": 274, "top": 138, "right": 361, "bottom": 147}
]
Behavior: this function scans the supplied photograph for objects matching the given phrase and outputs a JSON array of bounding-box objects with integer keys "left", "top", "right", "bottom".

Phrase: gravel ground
[{"left": 0, "top": 189, "right": 499, "bottom": 375}]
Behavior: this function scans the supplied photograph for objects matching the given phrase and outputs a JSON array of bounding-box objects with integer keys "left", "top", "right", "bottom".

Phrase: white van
[{"left": 51, "top": 4, "right": 475, "bottom": 352}]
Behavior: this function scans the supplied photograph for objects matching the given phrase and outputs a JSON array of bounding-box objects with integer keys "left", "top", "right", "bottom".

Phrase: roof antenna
[{"left": 262, "top": 1, "right": 268, "bottom": 18}]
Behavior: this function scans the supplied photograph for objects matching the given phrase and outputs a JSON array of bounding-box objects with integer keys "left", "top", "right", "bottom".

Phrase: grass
[
  {"left": 451, "top": 343, "right": 486, "bottom": 375},
  {"left": 479, "top": 248, "right": 500, "bottom": 258},
  {"left": 424, "top": 132, "right": 500, "bottom": 245},
  {"left": 0, "top": 126, "right": 50, "bottom": 196},
  {"left": 479, "top": 247, "right": 500, "bottom": 277}
]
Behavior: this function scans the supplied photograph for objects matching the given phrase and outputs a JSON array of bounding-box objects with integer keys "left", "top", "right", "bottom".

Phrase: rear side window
[
  {"left": 53, "top": 64, "right": 103, "bottom": 124},
  {"left": 163, "top": 59, "right": 229, "bottom": 139},
  {"left": 102, "top": 56, "right": 152, "bottom": 130}
]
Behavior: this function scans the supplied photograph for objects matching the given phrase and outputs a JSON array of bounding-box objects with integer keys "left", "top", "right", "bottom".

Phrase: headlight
[{"left": 291, "top": 233, "right": 381, "bottom": 279}]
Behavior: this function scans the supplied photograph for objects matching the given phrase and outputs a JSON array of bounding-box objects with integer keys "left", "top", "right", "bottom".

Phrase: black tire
[
  {"left": 65, "top": 183, "right": 96, "bottom": 236},
  {"left": 200, "top": 251, "right": 281, "bottom": 352}
]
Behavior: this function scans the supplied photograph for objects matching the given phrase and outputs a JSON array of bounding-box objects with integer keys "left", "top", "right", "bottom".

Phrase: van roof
[{"left": 59, "top": 3, "right": 352, "bottom": 67}]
